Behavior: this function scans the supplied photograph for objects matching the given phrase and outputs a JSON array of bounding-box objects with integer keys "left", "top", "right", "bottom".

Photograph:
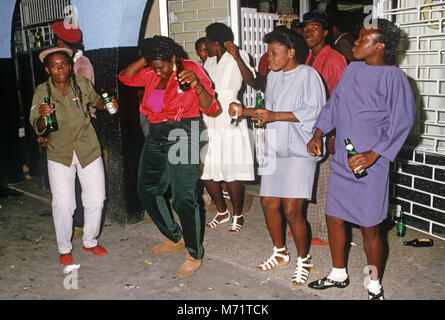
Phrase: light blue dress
[{"left": 260, "top": 64, "right": 326, "bottom": 199}]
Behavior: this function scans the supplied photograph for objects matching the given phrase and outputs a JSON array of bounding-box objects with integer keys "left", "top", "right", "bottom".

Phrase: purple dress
[{"left": 314, "top": 62, "right": 416, "bottom": 226}]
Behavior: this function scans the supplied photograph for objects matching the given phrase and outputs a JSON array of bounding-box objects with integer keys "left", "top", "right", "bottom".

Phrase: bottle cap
[{"left": 102, "top": 93, "right": 108, "bottom": 98}]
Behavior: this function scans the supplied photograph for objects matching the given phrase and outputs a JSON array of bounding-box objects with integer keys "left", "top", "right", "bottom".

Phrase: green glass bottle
[
  {"left": 44, "top": 97, "right": 58, "bottom": 132},
  {"left": 254, "top": 92, "right": 265, "bottom": 128},
  {"left": 396, "top": 212, "right": 406, "bottom": 237},
  {"left": 344, "top": 138, "right": 367, "bottom": 178}
]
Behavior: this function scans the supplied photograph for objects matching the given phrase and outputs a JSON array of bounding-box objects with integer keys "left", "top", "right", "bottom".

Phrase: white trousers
[{"left": 47, "top": 152, "right": 106, "bottom": 254}]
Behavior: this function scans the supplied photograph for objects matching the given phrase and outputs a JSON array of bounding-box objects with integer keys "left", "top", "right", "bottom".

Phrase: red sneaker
[
  {"left": 311, "top": 238, "right": 329, "bottom": 246},
  {"left": 83, "top": 245, "right": 108, "bottom": 256},
  {"left": 59, "top": 253, "right": 73, "bottom": 265}
]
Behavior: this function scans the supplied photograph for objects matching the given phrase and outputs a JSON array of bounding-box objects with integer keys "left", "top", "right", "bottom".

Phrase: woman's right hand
[
  {"left": 229, "top": 102, "right": 244, "bottom": 117},
  {"left": 39, "top": 102, "right": 54, "bottom": 119}
]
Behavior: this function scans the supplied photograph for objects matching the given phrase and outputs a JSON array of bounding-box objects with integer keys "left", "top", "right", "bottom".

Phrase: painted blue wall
[
  {"left": 0, "top": 0, "right": 146, "bottom": 58},
  {"left": 0, "top": 0, "right": 15, "bottom": 59},
  {"left": 72, "top": 0, "right": 146, "bottom": 50}
]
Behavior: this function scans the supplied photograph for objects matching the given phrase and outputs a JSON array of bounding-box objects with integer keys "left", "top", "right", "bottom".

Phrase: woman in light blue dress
[{"left": 230, "top": 28, "right": 326, "bottom": 285}]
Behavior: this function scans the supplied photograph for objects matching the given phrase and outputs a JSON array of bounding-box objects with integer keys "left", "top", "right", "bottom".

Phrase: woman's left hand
[
  {"left": 348, "top": 150, "right": 380, "bottom": 173},
  {"left": 252, "top": 109, "right": 275, "bottom": 126},
  {"left": 178, "top": 69, "right": 200, "bottom": 88}
]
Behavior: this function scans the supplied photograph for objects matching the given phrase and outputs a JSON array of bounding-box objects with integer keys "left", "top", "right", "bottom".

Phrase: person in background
[
  {"left": 291, "top": 19, "right": 304, "bottom": 36},
  {"left": 51, "top": 21, "right": 97, "bottom": 240},
  {"left": 195, "top": 37, "right": 208, "bottom": 66},
  {"left": 201, "top": 22, "right": 255, "bottom": 234},
  {"left": 230, "top": 28, "right": 326, "bottom": 285},
  {"left": 329, "top": 11, "right": 357, "bottom": 63},
  {"left": 29, "top": 47, "right": 116, "bottom": 265},
  {"left": 307, "top": 19, "right": 416, "bottom": 300},
  {"left": 119, "top": 36, "right": 219, "bottom": 279},
  {"left": 302, "top": 10, "right": 347, "bottom": 246},
  {"left": 195, "top": 36, "right": 231, "bottom": 202}
]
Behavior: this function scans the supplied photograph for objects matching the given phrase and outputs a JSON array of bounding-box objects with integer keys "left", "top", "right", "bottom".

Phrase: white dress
[{"left": 201, "top": 51, "right": 255, "bottom": 182}]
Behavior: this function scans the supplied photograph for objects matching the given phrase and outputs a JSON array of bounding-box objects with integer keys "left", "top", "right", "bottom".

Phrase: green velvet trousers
[{"left": 137, "top": 117, "right": 205, "bottom": 259}]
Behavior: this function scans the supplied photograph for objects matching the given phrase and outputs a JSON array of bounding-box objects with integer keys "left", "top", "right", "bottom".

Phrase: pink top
[{"left": 145, "top": 89, "right": 166, "bottom": 113}]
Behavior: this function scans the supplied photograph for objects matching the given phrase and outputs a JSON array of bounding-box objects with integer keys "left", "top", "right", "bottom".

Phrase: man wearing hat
[
  {"left": 52, "top": 21, "right": 97, "bottom": 240},
  {"left": 302, "top": 10, "right": 347, "bottom": 247}
]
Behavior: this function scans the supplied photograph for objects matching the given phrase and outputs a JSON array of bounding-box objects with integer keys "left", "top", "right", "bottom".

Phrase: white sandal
[
  {"left": 222, "top": 190, "right": 230, "bottom": 200},
  {"left": 206, "top": 209, "right": 231, "bottom": 229},
  {"left": 292, "top": 255, "right": 313, "bottom": 286},
  {"left": 257, "top": 246, "right": 290, "bottom": 271},
  {"left": 228, "top": 214, "right": 244, "bottom": 233}
]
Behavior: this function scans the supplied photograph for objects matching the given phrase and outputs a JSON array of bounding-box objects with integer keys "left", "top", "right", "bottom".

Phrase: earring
[
  {"left": 214, "top": 46, "right": 218, "bottom": 50},
  {"left": 172, "top": 64, "right": 177, "bottom": 72}
]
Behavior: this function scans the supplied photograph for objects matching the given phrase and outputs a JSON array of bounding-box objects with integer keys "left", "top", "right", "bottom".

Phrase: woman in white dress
[
  {"left": 230, "top": 28, "right": 326, "bottom": 285},
  {"left": 201, "top": 23, "right": 256, "bottom": 233}
]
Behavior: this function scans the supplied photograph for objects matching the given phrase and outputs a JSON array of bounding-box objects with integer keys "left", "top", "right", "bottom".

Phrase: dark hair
[
  {"left": 53, "top": 35, "right": 84, "bottom": 51},
  {"left": 205, "top": 23, "right": 234, "bottom": 46},
  {"left": 290, "top": 19, "right": 302, "bottom": 30},
  {"left": 374, "top": 18, "right": 400, "bottom": 65},
  {"left": 141, "top": 35, "right": 187, "bottom": 64},
  {"left": 328, "top": 11, "right": 353, "bottom": 34},
  {"left": 195, "top": 37, "right": 206, "bottom": 51},
  {"left": 263, "top": 28, "right": 309, "bottom": 64},
  {"left": 43, "top": 51, "right": 87, "bottom": 118}
]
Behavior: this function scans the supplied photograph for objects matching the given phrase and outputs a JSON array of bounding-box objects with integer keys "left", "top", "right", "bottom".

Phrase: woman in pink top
[{"left": 119, "top": 36, "right": 219, "bottom": 280}]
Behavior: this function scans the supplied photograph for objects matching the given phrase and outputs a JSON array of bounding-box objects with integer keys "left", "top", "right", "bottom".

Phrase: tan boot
[
  {"left": 149, "top": 236, "right": 185, "bottom": 254},
  {"left": 72, "top": 227, "right": 84, "bottom": 240},
  {"left": 176, "top": 252, "right": 202, "bottom": 279}
]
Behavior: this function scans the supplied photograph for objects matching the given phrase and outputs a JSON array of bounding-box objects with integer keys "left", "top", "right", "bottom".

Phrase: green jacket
[{"left": 29, "top": 76, "right": 101, "bottom": 168}]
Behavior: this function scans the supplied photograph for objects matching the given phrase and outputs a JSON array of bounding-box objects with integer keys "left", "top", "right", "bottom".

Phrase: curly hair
[
  {"left": 263, "top": 27, "right": 309, "bottom": 64},
  {"left": 195, "top": 37, "right": 206, "bottom": 52},
  {"left": 205, "top": 23, "right": 234, "bottom": 46},
  {"left": 141, "top": 35, "right": 188, "bottom": 64},
  {"left": 374, "top": 18, "right": 400, "bottom": 65}
]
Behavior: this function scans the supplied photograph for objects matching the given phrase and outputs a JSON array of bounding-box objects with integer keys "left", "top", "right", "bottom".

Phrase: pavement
[{"left": 1, "top": 177, "right": 444, "bottom": 304}]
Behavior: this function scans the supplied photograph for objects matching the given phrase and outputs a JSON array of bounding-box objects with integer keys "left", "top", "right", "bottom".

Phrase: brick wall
[
  {"left": 390, "top": 148, "right": 445, "bottom": 239},
  {"left": 168, "top": 0, "right": 230, "bottom": 61}
]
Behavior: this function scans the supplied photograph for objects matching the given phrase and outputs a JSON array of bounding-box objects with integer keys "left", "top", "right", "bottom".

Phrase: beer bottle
[
  {"left": 344, "top": 138, "right": 367, "bottom": 178},
  {"left": 254, "top": 92, "right": 265, "bottom": 128},
  {"left": 44, "top": 97, "right": 58, "bottom": 132},
  {"left": 403, "top": 238, "right": 434, "bottom": 247},
  {"left": 176, "top": 59, "right": 190, "bottom": 92},
  {"left": 102, "top": 92, "right": 117, "bottom": 114},
  {"left": 396, "top": 212, "right": 406, "bottom": 237}
]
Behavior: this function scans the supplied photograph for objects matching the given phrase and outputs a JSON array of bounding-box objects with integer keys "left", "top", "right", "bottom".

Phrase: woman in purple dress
[{"left": 306, "top": 19, "right": 416, "bottom": 300}]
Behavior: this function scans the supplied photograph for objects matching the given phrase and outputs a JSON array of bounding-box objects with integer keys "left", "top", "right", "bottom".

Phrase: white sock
[
  {"left": 327, "top": 267, "right": 348, "bottom": 282},
  {"left": 367, "top": 279, "right": 382, "bottom": 294}
]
